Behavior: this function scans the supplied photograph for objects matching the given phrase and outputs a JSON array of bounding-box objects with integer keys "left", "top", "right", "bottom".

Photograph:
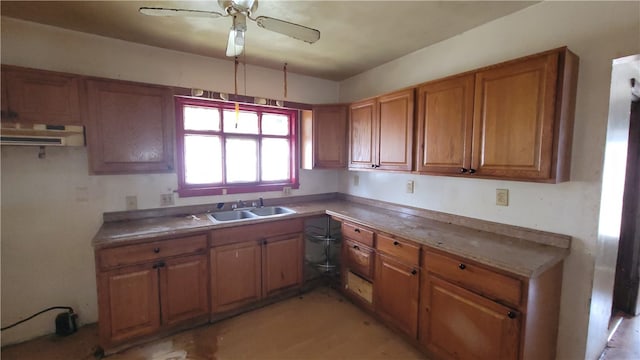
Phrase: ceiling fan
[{"left": 139, "top": 0, "right": 321, "bottom": 57}]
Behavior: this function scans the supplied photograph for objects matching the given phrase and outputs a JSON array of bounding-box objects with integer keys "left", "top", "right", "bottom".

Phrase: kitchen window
[{"left": 175, "top": 97, "right": 298, "bottom": 197}]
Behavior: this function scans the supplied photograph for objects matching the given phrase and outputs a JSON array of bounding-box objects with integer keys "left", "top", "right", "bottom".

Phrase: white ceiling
[{"left": 0, "top": 1, "right": 538, "bottom": 81}]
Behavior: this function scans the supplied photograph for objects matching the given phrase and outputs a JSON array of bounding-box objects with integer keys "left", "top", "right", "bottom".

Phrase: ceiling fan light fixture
[{"left": 226, "top": 29, "right": 244, "bottom": 56}]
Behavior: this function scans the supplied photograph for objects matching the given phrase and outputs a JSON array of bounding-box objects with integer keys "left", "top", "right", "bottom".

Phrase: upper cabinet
[
  {"left": 1, "top": 65, "right": 82, "bottom": 125},
  {"left": 413, "top": 47, "right": 578, "bottom": 182},
  {"left": 349, "top": 89, "right": 414, "bottom": 171},
  {"left": 301, "top": 104, "right": 348, "bottom": 169},
  {"left": 415, "top": 74, "right": 475, "bottom": 174},
  {"left": 86, "top": 79, "right": 175, "bottom": 174}
]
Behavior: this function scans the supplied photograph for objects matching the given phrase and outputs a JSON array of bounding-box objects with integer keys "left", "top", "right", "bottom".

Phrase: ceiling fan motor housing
[{"left": 218, "top": 0, "right": 258, "bottom": 16}]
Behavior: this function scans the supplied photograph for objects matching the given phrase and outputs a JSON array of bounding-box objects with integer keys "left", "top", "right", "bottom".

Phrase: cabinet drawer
[
  {"left": 346, "top": 271, "right": 373, "bottom": 304},
  {"left": 376, "top": 234, "right": 420, "bottom": 266},
  {"left": 344, "top": 239, "right": 375, "bottom": 280},
  {"left": 423, "top": 250, "right": 522, "bottom": 307},
  {"left": 341, "top": 222, "right": 374, "bottom": 247},
  {"left": 99, "top": 235, "right": 207, "bottom": 270}
]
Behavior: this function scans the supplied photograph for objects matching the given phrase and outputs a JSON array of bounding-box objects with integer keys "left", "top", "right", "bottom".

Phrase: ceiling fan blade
[
  {"left": 139, "top": 7, "right": 224, "bottom": 18},
  {"left": 255, "top": 16, "right": 320, "bottom": 44}
]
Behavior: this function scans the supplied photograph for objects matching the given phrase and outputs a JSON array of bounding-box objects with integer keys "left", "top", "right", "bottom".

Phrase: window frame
[{"left": 175, "top": 96, "right": 299, "bottom": 197}]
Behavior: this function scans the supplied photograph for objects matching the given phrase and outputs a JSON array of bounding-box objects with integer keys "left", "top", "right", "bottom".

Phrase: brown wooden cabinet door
[
  {"left": 419, "top": 274, "right": 520, "bottom": 360},
  {"left": 377, "top": 89, "right": 414, "bottom": 171},
  {"left": 349, "top": 98, "right": 377, "bottom": 169},
  {"left": 416, "top": 74, "right": 474, "bottom": 174},
  {"left": 374, "top": 253, "right": 419, "bottom": 338},
  {"left": 472, "top": 52, "right": 559, "bottom": 180},
  {"left": 159, "top": 254, "right": 209, "bottom": 326},
  {"left": 210, "top": 241, "right": 262, "bottom": 313},
  {"left": 262, "top": 233, "right": 303, "bottom": 297},
  {"left": 311, "top": 105, "right": 348, "bottom": 168},
  {"left": 98, "top": 263, "right": 160, "bottom": 345},
  {"left": 3, "top": 66, "right": 82, "bottom": 125},
  {"left": 86, "top": 79, "right": 174, "bottom": 174}
]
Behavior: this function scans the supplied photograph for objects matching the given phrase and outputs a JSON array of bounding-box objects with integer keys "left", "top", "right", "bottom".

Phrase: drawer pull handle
[
  {"left": 507, "top": 311, "right": 516, "bottom": 319},
  {"left": 153, "top": 247, "right": 160, "bottom": 253},
  {"left": 411, "top": 269, "right": 418, "bottom": 275},
  {"left": 393, "top": 241, "right": 400, "bottom": 246},
  {"left": 354, "top": 228, "right": 361, "bottom": 233},
  {"left": 353, "top": 245, "right": 360, "bottom": 250},
  {"left": 458, "top": 263, "right": 466, "bottom": 270},
  {"left": 152, "top": 261, "right": 165, "bottom": 269}
]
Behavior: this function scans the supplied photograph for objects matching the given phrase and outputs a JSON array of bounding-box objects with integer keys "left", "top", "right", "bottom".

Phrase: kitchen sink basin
[
  {"left": 206, "top": 210, "right": 258, "bottom": 223},
  {"left": 205, "top": 206, "right": 296, "bottom": 224},
  {"left": 250, "top": 206, "right": 296, "bottom": 216}
]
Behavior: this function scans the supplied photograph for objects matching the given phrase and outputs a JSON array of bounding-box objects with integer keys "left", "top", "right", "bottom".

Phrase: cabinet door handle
[
  {"left": 153, "top": 247, "right": 160, "bottom": 253},
  {"left": 371, "top": 164, "right": 376, "bottom": 168},
  {"left": 459, "top": 168, "right": 468, "bottom": 173},
  {"left": 468, "top": 168, "right": 476, "bottom": 174},
  {"left": 152, "top": 261, "right": 166, "bottom": 269},
  {"left": 262, "top": 239, "right": 268, "bottom": 245},
  {"left": 507, "top": 311, "right": 516, "bottom": 319},
  {"left": 458, "top": 263, "right": 466, "bottom": 270},
  {"left": 353, "top": 245, "right": 360, "bottom": 250},
  {"left": 393, "top": 241, "right": 400, "bottom": 246},
  {"left": 354, "top": 228, "right": 361, "bottom": 233},
  {"left": 375, "top": 164, "right": 381, "bottom": 168},
  {"left": 411, "top": 269, "right": 418, "bottom": 275}
]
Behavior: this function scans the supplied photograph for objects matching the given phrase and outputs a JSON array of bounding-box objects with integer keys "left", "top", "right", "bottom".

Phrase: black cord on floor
[{"left": 1, "top": 306, "right": 74, "bottom": 331}]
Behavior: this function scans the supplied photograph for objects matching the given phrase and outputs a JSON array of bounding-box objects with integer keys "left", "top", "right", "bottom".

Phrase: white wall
[
  {"left": 338, "top": 2, "right": 640, "bottom": 359},
  {"left": 0, "top": 18, "right": 341, "bottom": 345}
]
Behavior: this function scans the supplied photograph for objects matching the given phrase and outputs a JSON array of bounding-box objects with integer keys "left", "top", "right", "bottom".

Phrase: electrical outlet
[
  {"left": 160, "top": 193, "right": 174, "bottom": 206},
  {"left": 496, "top": 189, "right": 509, "bottom": 206},
  {"left": 406, "top": 180, "right": 414, "bottom": 193},
  {"left": 282, "top": 186, "right": 292, "bottom": 195},
  {"left": 353, "top": 174, "right": 359, "bottom": 187},
  {"left": 125, "top": 196, "right": 137, "bottom": 210}
]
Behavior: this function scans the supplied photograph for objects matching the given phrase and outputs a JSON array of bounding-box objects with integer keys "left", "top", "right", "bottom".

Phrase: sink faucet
[{"left": 232, "top": 199, "right": 246, "bottom": 210}]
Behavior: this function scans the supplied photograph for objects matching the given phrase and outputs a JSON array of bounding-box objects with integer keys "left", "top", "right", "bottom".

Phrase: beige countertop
[{"left": 93, "top": 199, "right": 569, "bottom": 279}]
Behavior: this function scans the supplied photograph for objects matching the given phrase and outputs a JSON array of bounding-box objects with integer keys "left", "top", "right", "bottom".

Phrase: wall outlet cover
[
  {"left": 496, "top": 189, "right": 509, "bottom": 206},
  {"left": 160, "top": 193, "right": 174, "bottom": 206},
  {"left": 406, "top": 180, "right": 414, "bottom": 193},
  {"left": 125, "top": 195, "right": 137, "bottom": 210}
]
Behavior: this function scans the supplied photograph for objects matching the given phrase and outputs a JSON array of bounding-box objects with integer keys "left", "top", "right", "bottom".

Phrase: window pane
[
  {"left": 226, "top": 138, "right": 258, "bottom": 183},
  {"left": 262, "top": 113, "right": 289, "bottom": 135},
  {"left": 261, "top": 138, "right": 290, "bottom": 181},
  {"left": 184, "top": 106, "right": 220, "bottom": 131},
  {"left": 223, "top": 109, "right": 259, "bottom": 134},
  {"left": 184, "top": 135, "right": 222, "bottom": 184}
]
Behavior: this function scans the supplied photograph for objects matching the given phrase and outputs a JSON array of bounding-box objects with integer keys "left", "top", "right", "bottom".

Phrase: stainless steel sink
[
  {"left": 206, "top": 210, "right": 258, "bottom": 223},
  {"left": 250, "top": 206, "right": 296, "bottom": 217},
  {"left": 205, "top": 206, "right": 296, "bottom": 224}
]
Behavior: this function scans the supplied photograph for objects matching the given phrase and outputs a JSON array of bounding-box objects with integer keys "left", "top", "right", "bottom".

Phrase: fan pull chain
[
  {"left": 283, "top": 63, "right": 288, "bottom": 99},
  {"left": 234, "top": 56, "right": 239, "bottom": 128}
]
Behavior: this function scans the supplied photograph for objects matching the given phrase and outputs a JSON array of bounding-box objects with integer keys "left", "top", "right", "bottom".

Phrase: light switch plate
[{"left": 496, "top": 189, "right": 509, "bottom": 206}]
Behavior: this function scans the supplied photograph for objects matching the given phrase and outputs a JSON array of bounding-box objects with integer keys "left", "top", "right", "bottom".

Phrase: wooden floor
[
  {"left": 1, "top": 287, "right": 425, "bottom": 360},
  {"left": 601, "top": 313, "right": 640, "bottom": 360}
]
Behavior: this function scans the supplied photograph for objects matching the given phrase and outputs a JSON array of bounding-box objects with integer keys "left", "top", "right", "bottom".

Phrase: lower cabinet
[
  {"left": 210, "top": 219, "right": 304, "bottom": 316},
  {"left": 210, "top": 240, "right": 262, "bottom": 313},
  {"left": 420, "top": 273, "right": 520, "bottom": 360},
  {"left": 96, "top": 234, "right": 209, "bottom": 350},
  {"left": 375, "top": 253, "right": 420, "bottom": 338},
  {"left": 262, "top": 234, "right": 304, "bottom": 297}
]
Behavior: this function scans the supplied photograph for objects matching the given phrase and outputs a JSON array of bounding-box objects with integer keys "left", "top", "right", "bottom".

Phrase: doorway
[{"left": 612, "top": 92, "right": 640, "bottom": 316}]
